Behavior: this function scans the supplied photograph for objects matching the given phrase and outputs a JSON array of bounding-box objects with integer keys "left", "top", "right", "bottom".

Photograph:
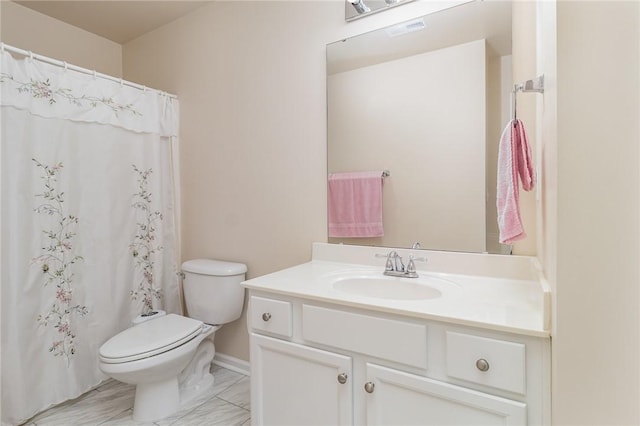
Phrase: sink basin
[{"left": 327, "top": 272, "right": 452, "bottom": 300}]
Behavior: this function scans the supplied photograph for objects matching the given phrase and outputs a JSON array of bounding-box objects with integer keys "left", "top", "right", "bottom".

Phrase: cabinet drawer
[
  {"left": 446, "top": 331, "right": 526, "bottom": 394},
  {"left": 302, "top": 304, "right": 427, "bottom": 369},
  {"left": 249, "top": 296, "right": 292, "bottom": 338}
]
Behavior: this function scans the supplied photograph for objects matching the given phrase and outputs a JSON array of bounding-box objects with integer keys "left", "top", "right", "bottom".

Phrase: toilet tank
[{"left": 181, "top": 259, "right": 247, "bottom": 325}]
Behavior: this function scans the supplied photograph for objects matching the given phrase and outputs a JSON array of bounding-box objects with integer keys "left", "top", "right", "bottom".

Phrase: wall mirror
[{"left": 327, "top": 0, "right": 513, "bottom": 254}]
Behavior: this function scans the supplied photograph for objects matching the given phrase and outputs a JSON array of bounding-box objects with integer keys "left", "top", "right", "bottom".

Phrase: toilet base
[
  {"left": 179, "top": 327, "right": 219, "bottom": 403},
  {"left": 133, "top": 377, "right": 179, "bottom": 422},
  {"left": 129, "top": 326, "right": 219, "bottom": 421}
]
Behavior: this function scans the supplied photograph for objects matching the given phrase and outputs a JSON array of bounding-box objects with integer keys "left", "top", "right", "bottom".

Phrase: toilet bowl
[
  {"left": 99, "top": 314, "right": 214, "bottom": 421},
  {"left": 98, "top": 259, "right": 247, "bottom": 422}
]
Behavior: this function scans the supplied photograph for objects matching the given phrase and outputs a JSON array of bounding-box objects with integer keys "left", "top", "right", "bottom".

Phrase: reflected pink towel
[
  {"left": 497, "top": 119, "right": 535, "bottom": 244},
  {"left": 328, "top": 171, "right": 384, "bottom": 238}
]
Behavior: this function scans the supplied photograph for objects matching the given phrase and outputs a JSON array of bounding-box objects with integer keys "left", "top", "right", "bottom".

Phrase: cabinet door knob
[
  {"left": 337, "top": 373, "right": 348, "bottom": 384},
  {"left": 364, "top": 382, "right": 375, "bottom": 393},
  {"left": 262, "top": 312, "right": 271, "bottom": 322},
  {"left": 476, "top": 358, "right": 490, "bottom": 372}
]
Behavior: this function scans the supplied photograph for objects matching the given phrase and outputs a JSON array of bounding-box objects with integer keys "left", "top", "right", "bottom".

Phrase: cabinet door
[
  {"left": 365, "top": 363, "right": 526, "bottom": 426},
  {"left": 250, "top": 333, "right": 353, "bottom": 426}
]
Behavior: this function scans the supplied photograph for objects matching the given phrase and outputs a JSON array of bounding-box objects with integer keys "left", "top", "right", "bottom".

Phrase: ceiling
[{"left": 14, "top": 1, "right": 212, "bottom": 44}]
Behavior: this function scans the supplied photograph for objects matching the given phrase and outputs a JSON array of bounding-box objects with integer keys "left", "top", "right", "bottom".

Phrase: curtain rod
[{"left": 0, "top": 42, "right": 177, "bottom": 99}]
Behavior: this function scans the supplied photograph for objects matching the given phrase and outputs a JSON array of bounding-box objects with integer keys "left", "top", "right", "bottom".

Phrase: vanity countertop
[{"left": 242, "top": 243, "right": 550, "bottom": 338}]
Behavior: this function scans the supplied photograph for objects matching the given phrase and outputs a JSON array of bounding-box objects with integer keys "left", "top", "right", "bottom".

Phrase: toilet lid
[{"left": 99, "top": 314, "right": 204, "bottom": 364}]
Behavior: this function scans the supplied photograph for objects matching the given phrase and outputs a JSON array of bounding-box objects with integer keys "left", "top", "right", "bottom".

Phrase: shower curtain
[{"left": 1, "top": 50, "right": 182, "bottom": 424}]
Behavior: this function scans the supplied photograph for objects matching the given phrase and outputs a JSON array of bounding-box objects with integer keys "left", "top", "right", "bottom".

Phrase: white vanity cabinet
[
  {"left": 364, "top": 363, "right": 526, "bottom": 425},
  {"left": 250, "top": 334, "right": 353, "bottom": 426},
  {"left": 248, "top": 292, "right": 550, "bottom": 426}
]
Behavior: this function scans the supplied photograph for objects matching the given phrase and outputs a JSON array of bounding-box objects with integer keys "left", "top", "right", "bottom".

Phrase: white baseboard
[{"left": 213, "top": 353, "right": 250, "bottom": 376}]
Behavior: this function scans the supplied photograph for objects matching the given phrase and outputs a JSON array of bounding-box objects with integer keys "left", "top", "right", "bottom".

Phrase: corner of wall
[{"left": 0, "top": 1, "right": 123, "bottom": 78}]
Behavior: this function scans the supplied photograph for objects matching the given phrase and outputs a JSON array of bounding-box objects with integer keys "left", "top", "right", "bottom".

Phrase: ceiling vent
[{"left": 385, "top": 18, "right": 426, "bottom": 37}]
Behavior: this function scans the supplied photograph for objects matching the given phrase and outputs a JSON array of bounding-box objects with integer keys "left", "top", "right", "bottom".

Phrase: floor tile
[
  {"left": 154, "top": 394, "right": 216, "bottom": 426},
  {"left": 217, "top": 377, "right": 250, "bottom": 410},
  {"left": 30, "top": 387, "right": 133, "bottom": 426},
  {"left": 165, "top": 397, "right": 250, "bottom": 426},
  {"left": 210, "top": 365, "right": 245, "bottom": 395},
  {"left": 23, "top": 366, "right": 250, "bottom": 426},
  {"left": 97, "top": 408, "right": 157, "bottom": 426}
]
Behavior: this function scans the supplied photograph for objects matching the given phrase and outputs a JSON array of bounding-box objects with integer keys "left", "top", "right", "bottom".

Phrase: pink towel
[
  {"left": 497, "top": 119, "right": 535, "bottom": 244},
  {"left": 328, "top": 171, "right": 384, "bottom": 238}
]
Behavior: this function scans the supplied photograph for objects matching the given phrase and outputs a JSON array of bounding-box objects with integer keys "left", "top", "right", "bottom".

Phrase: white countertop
[{"left": 242, "top": 243, "right": 550, "bottom": 338}]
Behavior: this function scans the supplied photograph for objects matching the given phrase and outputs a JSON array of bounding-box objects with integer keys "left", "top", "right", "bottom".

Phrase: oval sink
[{"left": 332, "top": 276, "right": 442, "bottom": 300}]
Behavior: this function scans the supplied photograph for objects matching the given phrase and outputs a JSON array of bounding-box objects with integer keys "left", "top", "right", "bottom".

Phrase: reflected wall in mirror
[{"left": 327, "top": 0, "right": 513, "bottom": 254}]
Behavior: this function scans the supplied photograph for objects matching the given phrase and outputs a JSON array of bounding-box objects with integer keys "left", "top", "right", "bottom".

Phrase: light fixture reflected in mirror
[
  {"left": 348, "top": 0, "right": 370, "bottom": 15},
  {"left": 345, "top": 0, "right": 415, "bottom": 21}
]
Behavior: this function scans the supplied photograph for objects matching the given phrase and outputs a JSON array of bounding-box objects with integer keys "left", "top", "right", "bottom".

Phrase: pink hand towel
[
  {"left": 497, "top": 119, "right": 535, "bottom": 244},
  {"left": 328, "top": 171, "right": 384, "bottom": 238}
]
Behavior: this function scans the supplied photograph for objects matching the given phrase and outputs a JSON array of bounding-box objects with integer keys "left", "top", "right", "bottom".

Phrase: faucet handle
[
  {"left": 385, "top": 251, "right": 396, "bottom": 271},
  {"left": 406, "top": 255, "right": 417, "bottom": 274}
]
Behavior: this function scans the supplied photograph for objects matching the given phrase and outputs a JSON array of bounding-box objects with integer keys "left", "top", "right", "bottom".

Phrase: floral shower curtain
[{"left": 1, "top": 50, "right": 182, "bottom": 424}]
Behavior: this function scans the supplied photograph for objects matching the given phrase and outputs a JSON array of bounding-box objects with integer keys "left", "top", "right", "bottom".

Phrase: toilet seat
[{"left": 100, "top": 314, "right": 204, "bottom": 364}]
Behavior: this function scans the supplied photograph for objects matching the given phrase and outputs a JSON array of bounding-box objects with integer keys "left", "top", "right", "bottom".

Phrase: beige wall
[
  {"left": 486, "top": 54, "right": 512, "bottom": 254},
  {"left": 511, "top": 1, "right": 538, "bottom": 256},
  {"left": 328, "top": 39, "right": 487, "bottom": 252},
  {"left": 0, "top": 1, "right": 122, "bottom": 78},
  {"left": 7, "top": 1, "right": 640, "bottom": 422},
  {"left": 123, "top": 1, "right": 329, "bottom": 361},
  {"left": 537, "top": 0, "right": 558, "bottom": 310},
  {"left": 542, "top": 1, "right": 640, "bottom": 424},
  {"left": 122, "top": 0, "right": 467, "bottom": 362}
]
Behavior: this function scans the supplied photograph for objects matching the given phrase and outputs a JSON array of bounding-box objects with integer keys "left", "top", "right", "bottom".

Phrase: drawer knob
[
  {"left": 262, "top": 312, "right": 272, "bottom": 322},
  {"left": 364, "top": 382, "right": 375, "bottom": 393},
  {"left": 337, "top": 373, "right": 348, "bottom": 384},
  {"left": 476, "top": 358, "right": 490, "bottom": 372}
]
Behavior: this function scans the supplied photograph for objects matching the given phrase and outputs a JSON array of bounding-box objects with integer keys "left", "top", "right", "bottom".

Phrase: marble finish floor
[{"left": 23, "top": 366, "right": 250, "bottom": 426}]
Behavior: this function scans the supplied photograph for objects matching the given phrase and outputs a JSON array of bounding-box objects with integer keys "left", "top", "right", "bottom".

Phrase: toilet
[{"left": 98, "top": 259, "right": 247, "bottom": 422}]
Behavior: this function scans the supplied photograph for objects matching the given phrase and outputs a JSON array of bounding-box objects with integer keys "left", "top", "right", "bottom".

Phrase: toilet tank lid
[{"left": 182, "top": 259, "right": 247, "bottom": 276}]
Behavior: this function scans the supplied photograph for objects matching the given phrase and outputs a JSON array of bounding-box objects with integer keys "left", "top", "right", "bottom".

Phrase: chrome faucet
[{"left": 384, "top": 251, "right": 418, "bottom": 278}]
